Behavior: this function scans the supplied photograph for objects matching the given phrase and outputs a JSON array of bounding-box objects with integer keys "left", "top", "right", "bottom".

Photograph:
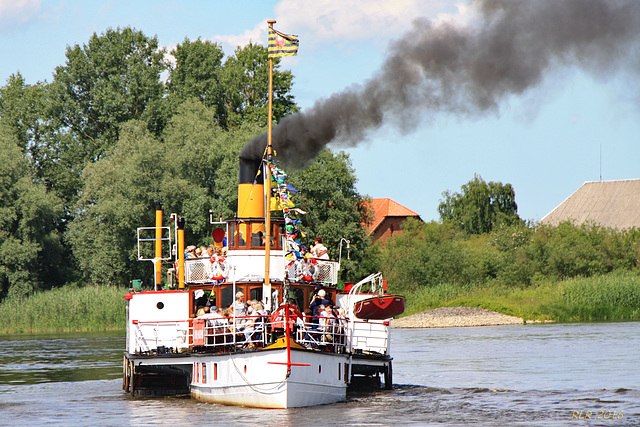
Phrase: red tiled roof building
[{"left": 366, "top": 198, "right": 421, "bottom": 243}]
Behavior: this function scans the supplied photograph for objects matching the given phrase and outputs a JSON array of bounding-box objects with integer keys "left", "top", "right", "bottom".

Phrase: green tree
[
  {"left": 438, "top": 174, "right": 521, "bottom": 234},
  {"left": 66, "top": 102, "right": 263, "bottom": 285},
  {"left": 0, "top": 73, "right": 49, "bottom": 154},
  {"left": 287, "top": 150, "right": 371, "bottom": 282},
  {"left": 46, "top": 27, "right": 167, "bottom": 206},
  {"left": 167, "top": 38, "right": 226, "bottom": 124},
  {"left": 374, "top": 219, "right": 473, "bottom": 293},
  {"left": 0, "top": 29, "right": 306, "bottom": 289},
  {"left": 221, "top": 42, "right": 299, "bottom": 128},
  {"left": 0, "top": 128, "right": 65, "bottom": 301}
]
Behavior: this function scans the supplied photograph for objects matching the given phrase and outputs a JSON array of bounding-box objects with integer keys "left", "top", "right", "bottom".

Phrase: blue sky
[{"left": 1, "top": 0, "right": 638, "bottom": 222}]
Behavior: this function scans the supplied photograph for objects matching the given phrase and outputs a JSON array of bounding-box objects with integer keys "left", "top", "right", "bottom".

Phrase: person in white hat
[{"left": 309, "top": 288, "right": 331, "bottom": 331}]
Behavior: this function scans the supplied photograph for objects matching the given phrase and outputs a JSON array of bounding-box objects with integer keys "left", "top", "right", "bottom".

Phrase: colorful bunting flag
[{"left": 266, "top": 157, "right": 309, "bottom": 275}]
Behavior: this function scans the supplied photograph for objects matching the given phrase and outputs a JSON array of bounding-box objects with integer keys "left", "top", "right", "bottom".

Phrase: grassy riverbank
[
  {"left": 1, "top": 272, "right": 639, "bottom": 335},
  {"left": 0, "top": 285, "right": 127, "bottom": 335},
  {"left": 402, "top": 272, "right": 640, "bottom": 322}
]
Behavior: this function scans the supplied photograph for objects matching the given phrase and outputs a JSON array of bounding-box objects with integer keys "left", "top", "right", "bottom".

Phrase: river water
[{"left": 0, "top": 323, "right": 638, "bottom": 426}]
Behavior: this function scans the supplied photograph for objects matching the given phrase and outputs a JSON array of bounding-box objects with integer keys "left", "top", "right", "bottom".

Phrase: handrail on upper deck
[{"left": 183, "top": 253, "right": 340, "bottom": 286}]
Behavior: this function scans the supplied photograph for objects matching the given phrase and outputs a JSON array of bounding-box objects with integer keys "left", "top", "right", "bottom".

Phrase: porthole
[{"left": 157, "top": 302, "right": 164, "bottom": 309}]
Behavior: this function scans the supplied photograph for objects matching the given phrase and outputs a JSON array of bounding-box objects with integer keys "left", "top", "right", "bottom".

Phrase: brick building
[{"left": 366, "top": 198, "right": 421, "bottom": 243}]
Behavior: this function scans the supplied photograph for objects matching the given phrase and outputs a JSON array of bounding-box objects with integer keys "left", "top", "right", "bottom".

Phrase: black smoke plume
[{"left": 241, "top": 0, "right": 640, "bottom": 167}]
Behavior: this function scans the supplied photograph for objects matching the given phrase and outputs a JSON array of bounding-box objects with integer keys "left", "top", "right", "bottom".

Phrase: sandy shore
[{"left": 390, "top": 306, "right": 524, "bottom": 328}]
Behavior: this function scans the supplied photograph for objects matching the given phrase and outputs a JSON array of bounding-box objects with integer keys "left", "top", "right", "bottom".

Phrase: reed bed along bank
[
  {"left": 0, "top": 285, "right": 127, "bottom": 335},
  {"left": 401, "top": 272, "right": 640, "bottom": 323}
]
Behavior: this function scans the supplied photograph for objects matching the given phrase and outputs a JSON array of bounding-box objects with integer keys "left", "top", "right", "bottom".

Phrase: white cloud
[
  {"left": 0, "top": 0, "right": 42, "bottom": 31},
  {"left": 213, "top": 22, "right": 264, "bottom": 53},
  {"left": 206, "top": 0, "right": 463, "bottom": 54},
  {"left": 273, "top": 0, "right": 457, "bottom": 41}
]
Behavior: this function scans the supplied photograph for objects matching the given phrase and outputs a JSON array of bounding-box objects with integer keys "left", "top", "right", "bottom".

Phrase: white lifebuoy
[
  {"left": 208, "top": 255, "right": 229, "bottom": 281},
  {"left": 300, "top": 258, "right": 318, "bottom": 282}
]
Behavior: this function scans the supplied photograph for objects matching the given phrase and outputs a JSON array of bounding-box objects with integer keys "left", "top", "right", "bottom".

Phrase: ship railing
[
  {"left": 294, "top": 316, "right": 348, "bottom": 350},
  {"left": 194, "top": 314, "right": 269, "bottom": 350},
  {"left": 132, "top": 322, "right": 151, "bottom": 353},
  {"left": 184, "top": 253, "right": 288, "bottom": 284},
  {"left": 347, "top": 318, "right": 390, "bottom": 355},
  {"left": 131, "top": 320, "right": 190, "bottom": 354},
  {"left": 285, "top": 259, "right": 339, "bottom": 285},
  {"left": 191, "top": 314, "right": 347, "bottom": 354},
  {"left": 130, "top": 315, "right": 388, "bottom": 356},
  {"left": 184, "top": 258, "right": 211, "bottom": 283},
  {"left": 183, "top": 255, "right": 339, "bottom": 285}
]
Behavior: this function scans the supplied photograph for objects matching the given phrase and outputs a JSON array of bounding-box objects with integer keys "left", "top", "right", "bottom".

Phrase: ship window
[
  {"left": 237, "top": 222, "right": 247, "bottom": 247},
  {"left": 156, "top": 302, "right": 164, "bottom": 309},
  {"left": 202, "top": 363, "right": 207, "bottom": 383},
  {"left": 214, "top": 363, "right": 218, "bottom": 381},
  {"left": 249, "top": 287, "right": 262, "bottom": 301},
  {"left": 220, "top": 286, "right": 235, "bottom": 309},
  {"left": 227, "top": 223, "right": 236, "bottom": 248},
  {"left": 287, "top": 287, "right": 304, "bottom": 310},
  {"left": 251, "top": 232, "right": 263, "bottom": 247},
  {"left": 319, "top": 365, "right": 322, "bottom": 374}
]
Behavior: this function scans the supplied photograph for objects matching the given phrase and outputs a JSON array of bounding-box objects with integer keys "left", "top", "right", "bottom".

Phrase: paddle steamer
[{"left": 122, "top": 153, "right": 405, "bottom": 408}]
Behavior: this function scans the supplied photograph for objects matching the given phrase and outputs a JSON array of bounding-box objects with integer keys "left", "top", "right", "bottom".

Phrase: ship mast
[{"left": 264, "top": 20, "right": 276, "bottom": 309}]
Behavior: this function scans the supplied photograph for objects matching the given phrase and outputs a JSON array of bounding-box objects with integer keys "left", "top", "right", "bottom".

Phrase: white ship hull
[{"left": 190, "top": 348, "right": 348, "bottom": 408}]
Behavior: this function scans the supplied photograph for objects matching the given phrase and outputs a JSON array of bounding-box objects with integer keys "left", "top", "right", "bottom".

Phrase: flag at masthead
[{"left": 268, "top": 26, "right": 299, "bottom": 58}]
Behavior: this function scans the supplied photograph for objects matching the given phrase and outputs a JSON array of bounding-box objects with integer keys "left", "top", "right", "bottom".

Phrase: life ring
[
  {"left": 270, "top": 304, "right": 303, "bottom": 330},
  {"left": 300, "top": 258, "right": 318, "bottom": 282},
  {"left": 208, "top": 255, "right": 229, "bottom": 281}
]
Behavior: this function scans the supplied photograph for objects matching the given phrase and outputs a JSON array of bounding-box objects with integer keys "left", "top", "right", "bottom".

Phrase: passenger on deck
[
  {"left": 185, "top": 245, "right": 197, "bottom": 259},
  {"left": 318, "top": 305, "right": 335, "bottom": 332},
  {"left": 198, "top": 305, "right": 217, "bottom": 319},
  {"left": 246, "top": 300, "right": 257, "bottom": 316},
  {"left": 300, "top": 308, "right": 317, "bottom": 347},
  {"left": 243, "top": 302, "right": 268, "bottom": 348},
  {"left": 311, "top": 237, "right": 329, "bottom": 259},
  {"left": 216, "top": 308, "right": 232, "bottom": 344},
  {"left": 193, "top": 289, "right": 207, "bottom": 315},
  {"left": 199, "top": 246, "right": 209, "bottom": 257},
  {"left": 199, "top": 306, "right": 220, "bottom": 326},
  {"left": 319, "top": 305, "right": 336, "bottom": 330},
  {"left": 218, "top": 308, "right": 231, "bottom": 330},
  {"left": 303, "top": 308, "right": 313, "bottom": 325},
  {"left": 309, "top": 289, "right": 331, "bottom": 317},
  {"left": 319, "top": 305, "right": 337, "bottom": 346},
  {"left": 299, "top": 245, "right": 308, "bottom": 262},
  {"left": 233, "top": 291, "right": 247, "bottom": 316}
]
